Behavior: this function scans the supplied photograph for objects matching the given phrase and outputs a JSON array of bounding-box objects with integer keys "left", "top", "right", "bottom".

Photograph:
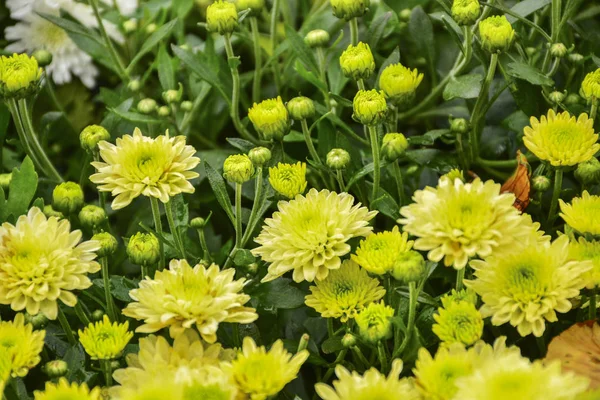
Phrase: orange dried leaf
[{"left": 501, "top": 150, "right": 531, "bottom": 211}]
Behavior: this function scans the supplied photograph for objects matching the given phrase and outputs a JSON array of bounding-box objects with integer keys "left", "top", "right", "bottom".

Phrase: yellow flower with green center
[
  {"left": 355, "top": 302, "right": 394, "bottom": 343},
  {"left": 0, "top": 314, "right": 44, "bottom": 378},
  {"left": 268, "top": 162, "right": 307, "bottom": 199},
  {"left": 0, "top": 53, "right": 42, "bottom": 99},
  {"left": 122, "top": 259, "right": 257, "bottom": 342},
  {"left": 379, "top": 63, "right": 424, "bottom": 107},
  {"left": 433, "top": 300, "right": 483, "bottom": 346},
  {"left": 90, "top": 127, "right": 200, "bottom": 210},
  {"left": 305, "top": 259, "right": 385, "bottom": 322},
  {"left": 569, "top": 238, "right": 600, "bottom": 289},
  {"left": 451, "top": 0, "right": 480, "bottom": 26},
  {"left": 352, "top": 226, "right": 414, "bottom": 275},
  {"left": 581, "top": 68, "right": 600, "bottom": 102},
  {"left": 478, "top": 16, "right": 515, "bottom": 53},
  {"left": 252, "top": 189, "right": 377, "bottom": 282},
  {"left": 0, "top": 207, "right": 100, "bottom": 319},
  {"left": 560, "top": 191, "right": 600, "bottom": 235},
  {"left": 466, "top": 235, "right": 591, "bottom": 337},
  {"left": 352, "top": 89, "right": 388, "bottom": 125},
  {"left": 315, "top": 359, "right": 420, "bottom": 400},
  {"left": 78, "top": 315, "right": 133, "bottom": 360},
  {"left": 33, "top": 378, "right": 101, "bottom": 400},
  {"left": 339, "top": 42, "right": 376, "bottom": 81},
  {"left": 399, "top": 177, "right": 529, "bottom": 270},
  {"left": 248, "top": 96, "right": 290, "bottom": 141},
  {"left": 224, "top": 336, "right": 309, "bottom": 400},
  {"left": 523, "top": 110, "right": 599, "bottom": 167}
]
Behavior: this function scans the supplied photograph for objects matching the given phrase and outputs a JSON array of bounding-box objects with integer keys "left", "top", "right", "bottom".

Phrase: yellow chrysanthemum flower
[
  {"left": 479, "top": 15, "right": 515, "bottom": 53},
  {"left": 352, "top": 89, "right": 388, "bottom": 126},
  {"left": 451, "top": 0, "right": 480, "bottom": 26},
  {"left": 90, "top": 127, "right": 200, "bottom": 210},
  {"left": 248, "top": 96, "right": 290, "bottom": 141},
  {"left": 569, "top": 238, "right": 600, "bottom": 289},
  {"left": 351, "top": 226, "right": 413, "bottom": 275},
  {"left": 433, "top": 300, "right": 483, "bottom": 346},
  {"left": 466, "top": 235, "right": 591, "bottom": 337},
  {"left": 399, "top": 177, "right": 527, "bottom": 269},
  {"left": 0, "top": 207, "right": 100, "bottom": 319},
  {"left": 0, "top": 352, "right": 10, "bottom": 394},
  {"left": 268, "top": 162, "right": 307, "bottom": 199},
  {"left": 523, "top": 110, "right": 599, "bottom": 167},
  {"left": 379, "top": 63, "right": 424, "bottom": 106},
  {"left": 0, "top": 53, "right": 42, "bottom": 99},
  {"left": 181, "top": 366, "right": 238, "bottom": 400},
  {"left": 581, "top": 68, "right": 600, "bottom": 102},
  {"left": 117, "top": 379, "right": 184, "bottom": 400},
  {"left": 224, "top": 336, "right": 309, "bottom": 400},
  {"left": 560, "top": 191, "right": 600, "bottom": 235},
  {"left": 305, "top": 259, "right": 385, "bottom": 322},
  {"left": 253, "top": 188, "right": 377, "bottom": 283},
  {"left": 78, "top": 315, "right": 133, "bottom": 360},
  {"left": 33, "top": 378, "right": 102, "bottom": 400},
  {"left": 441, "top": 288, "right": 478, "bottom": 307},
  {"left": 339, "top": 42, "right": 376, "bottom": 81},
  {"left": 0, "top": 314, "right": 44, "bottom": 378},
  {"left": 355, "top": 302, "right": 394, "bottom": 343},
  {"left": 122, "top": 259, "right": 257, "bottom": 342},
  {"left": 316, "top": 359, "right": 420, "bottom": 400}
]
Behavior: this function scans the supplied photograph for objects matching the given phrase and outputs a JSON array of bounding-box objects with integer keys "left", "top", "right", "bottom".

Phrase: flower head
[
  {"left": 316, "top": 359, "right": 420, "bottom": 400},
  {"left": 569, "top": 238, "right": 600, "bottom": 289},
  {"left": 78, "top": 205, "right": 107, "bottom": 231},
  {"left": 248, "top": 147, "right": 272, "bottom": 167},
  {"left": 523, "top": 110, "right": 599, "bottom": 167},
  {"left": 340, "top": 42, "right": 375, "bottom": 81},
  {"left": 0, "top": 314, "right": 45, "bottom": 378},
  {"left": 355, "top": 302, "right": 394, "bottom": 343},
  {"left": 34, "top": 378, "right": 101, "bottom": 400},
  {"left": 223, "top": 154, "right": 255, "bottom": 184},
  {"left": 466, "top": 235, "right": 591, "bottom": 337},
  {"left": 575, "top": 157, "right": 600, "bottom": 186},
  {"left": 433, "top": 300, "right": 483, "bottom": 346},
  {"left": 305, "top": 29, "right": 330, "bottom": 48},
  {"left": 330, "top": 0, "right": 370, "bottom": 20},
  {"left": 206, "top": 0, "right": 238, "bottom": 34},
  {"left": 379, "top": 63, "right": 424, "bottom": 107},
  {"left": 80, "top": 125, "right": 110, "bottom": 154},
  {"left": 352, "top": 226, "right": 413, "bottom": 275},
  {"left": 479, "top": 15, "right": 515, "bottom": 53},
  {"left": 560, "top": 191, "right": 600, "bottom": 235},
  {"left": 122, "top": 259, "right": 258, "bottom": 342},
  {"left": 452, "top": 0, "right": 480, "bottom": 26},
  {"left": 305, "top": 259, "right": 385, "bottom": 322},
  {"left": 52, "top": 181, "right": 84, "bottom": 215},
  {"left": 286, "top": 96, "right": 316, "bottom": 120},
  {"left": 0, "top": 53, "right": 42, "bottom": 99},
  {"left": 399, "top": 177, "right": 527, "bottom": 269},
  {"left": 390, "top": 251, "right": 427, "bottom": 283},
  {"left": 225, "top": 336, "right": 309, "bottom": 400},
  {"left": 268, "top": 162, "right": 307, "bottom": 199},
  {"left": 352, "top": 89, "right": 388, "bottom": 126},
  {"left": 381, "top": 133, "right": 409, "bottom": 161},
  {"left": 248, "top": 97, "right": 290, "bottom": 141},
  {"left": 581, "top": 68, "right": 600, "bottom": 102},
  {"left": 253, "top": 189, "right": 377, "bottom": 282},
  {"left": 78, "top": 315, "right": 133, "bottom": 360},
  {"left": 126, "top": 232, "right": 161, "bottom": 267},
  {"left": 0, "top": 207, "right": 100, "bottom": 319},
  {"left": 90, "top": 128, "right": 200, "bottom": 210},
  {"left": 326, "top": 148, "right": 351, "bottom": 170}
]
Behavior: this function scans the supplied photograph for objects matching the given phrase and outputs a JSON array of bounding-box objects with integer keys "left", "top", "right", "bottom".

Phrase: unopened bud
[
  {"left": 181, "top": 100, "right": 193, "bottom": 111},
  {"left": 157, "top": 106, "right": 170, "bottom": 117},
  {"left": 53, "top": 182, "right": 84, "bottom": 215},
  {"left": 80, "top": 125, "right": 110, "bottom": 154},
  {"left": 548, "top": 91, "right": 565, "bottom": 104},
  {"left": 190, "top": 217, "right": 207, "bottom": 229},
  {"left": 286, "top": 96, "right": 316, "bottom": 121},
  {"left": 304, "top": 29, "right": 330, "bottom": 48},
  {"left": 31, "top": 49, "right": 53, "bottom": 67},
  {"left": 248, "top": 146, "right": 271, "bottom": 167},
  {"left": 223, "top": 154, "right": 255, "bottom": 184},
  {"left": 532, "top": 175, "right": 551, "bottom": 192},
  {"left": 123, "top": 19, "right": 138, "bottom": 33},
  {"left": 43, "top": 360, "right": 68, "bottom": 378},
  {"left": 137, "top": 98, "right": 157, "bottom": 114},
  {"left": 381, "top": 133, "right": 409, "bottom": 162},
  {"left": 92, "top": 232, "right": 118, "bottom": 257},
  {"left": 550, "top": 43, "right": 568, "bottom": 58},
  {"left": 127, "top": 79, "right": 140, "bottom": 92},
  {"left": 342, "top": 333, "right": 357, "bottom": 347},
  {"left": 79, "top": 205, "right": 107, "bottom": 231},
  {"left": 450, "top": 118, "right": 470, "bottom": 134},
  {"left": 127, "top": 232, "right": 161, "bottom": 266},
  {"left": 326, "top": 148, "right": 350, "bottom": 170},
  {"left": 145, "top": 23, "right": 157, "bottom": 34}
]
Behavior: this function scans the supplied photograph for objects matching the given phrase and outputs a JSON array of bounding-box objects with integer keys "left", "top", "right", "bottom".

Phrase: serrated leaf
[
  {"left": 204, "top": 161, "right": 235, "bottom": 225},
  {"left": 443, "top": 74, "right": 483, "bottom": 100},
  {"left": 408, "top": 129, "right": 450, "bottom": 146},
  {"left": 226, "top": 138, "right": 255, "bottom": 153},
  {"left": 233, "top": 249, "right": 255, "bottom": 267},
  {"left": 128, "top": 19, "right": 178, "bottom": 72},
  {"left": 6, "top": 157, "right": 38, "bottom": 219},
  {"left": 506, "top": 61, "right": 554, "bottom": 86}
]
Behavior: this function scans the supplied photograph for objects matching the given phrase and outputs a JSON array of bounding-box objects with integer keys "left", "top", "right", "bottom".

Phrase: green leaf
[
  {"left": 371, "top": 189, "right": 400, "bottom": 220},
  {"left": 252, "top": 278, "right": 306, "bottom": 310},
  {"left": 409, "top": 7, "right": 435, "bottom": 74},
  {"left": 157, "top": 45, "right": 176, "bottom": 90},
  {"left": 506, "top": 61, "right": 554, "bottom": 86},
  {"left": 507, "top": 0, "right": 552, "bottom": 23},
  {"left": 38, "top": 13, "right": 103, "bottom": 44},
  {"left": 6, "top": 157, "right": 38, "bottom": 219},
  {"left": 0, "top": 188, "right": 6, "bottom": 222},
  {"left": 284, "top": 24, "right": 320, "bottom": 74},
  {"left": 443, "top": 74, "right": 483, "bottom": 101},
  {"left": 0, "top": 103, "right": 10, "bottom": 151},
  {"left": 170, "top": 194, "right": 189, "bottom": 227},
  {"left": 173, "top": 0, "right": 194, "bottom": 18},
  {"left": 406, "top": 149, "right": 442, "bottom": 165},
  {"left": 108, "top": 108, "right": 164, "bottom": 124},
  {"left": 204, "top": 161, "right": 235, "bottom": 225},
  {"left": 346, "top": 163, "right": 375, "bottom": 191},
  {"left": 321, "top": 337, "right": 344, "bottom": 354},
  {"left": 233, "top": 249, "right": 256, "bottom": 267},
  {"left": 64, "top": 344, "right": 86, "bottom": 381},
  {"left": 128, "top": 19, "right": 178, "bottom": 72},
  {"left": 226, "top": 138, "right": 255, "bottom": 153},
  {"left": 294, "top": 60, "right": 327, "bottom": 92},
  {"left": 408, "top": 129, "right": 450, "bottom": 146},
  {"left": 368, "top": 11, "right": 392, "bottom": 49}
]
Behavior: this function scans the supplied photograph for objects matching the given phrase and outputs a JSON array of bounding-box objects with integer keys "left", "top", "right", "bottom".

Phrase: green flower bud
[
  {"left": 181, "top": 100, "right": 193, "bottom": 111},
  {"left": 163, "top": 88, "right": 182, "bottom": 104},
  {"left": 248, "top": 146, "right": 272, "bottom": 166},
  {"left": 43, "top": 205, "right": 64, "bottom": 219},
  {"left": 399, "top": 8, "right": 412, "bottom": 22},
  {"left": 79, "top": 205, "right": 107, "bottom": 231},
  {"left": 52, "top": 181, "right": 84, "bottom": 215},
  {"left": 286, "top": 96, "right": 316, "bottom": 120},
  {"left": 127, "top": 232, "right": 160, "bottom": 266},
  {"left": 352, "top": 89, "right": 387, "bottom": 126},
  {"left": 356, "top": 302, "right": 394, "bottom": 343},
  {"left": 451, "top": 0, "right": 480, "bottom": 26},
  {"left": 80, "top": 124, "right": 110, "bottom": 154},
  {"left": 223, "top": 154, "right": 255, "bottom": 184},
  {"left": 532, "top": 175, "right": 551, "bottom": 192},
  {"left": 391, "top": 250, "right": 426, "bottom": 283},
  {"left": 190, "top": 217, "right": 207, "bottom": 229},
  {"left": 525, "top": 47, "right": 537, "bottom": 57},
  {"left": 381, "top": 133, "right": 408, "bottom": 161},
  {"left": 236, "top": 0, "right": 264, "bottom": 16},
  {"left": 157, "top": 106, "right": 170, "bottom": 116},
  {"left": 479, "top": 16, "right": 515, "bottom": 53},
  {"left": 0, "top": 53, "right": 43, "bottom": 100},
  {"left": 123, "top": 18, "right": 138, "bottom": 33},
  {"left": 565, "top": 93, "right": 582, "bottom": 105},
  {"left": 568, "top": 53, "right": 584, "bottom": 65},
  {"left": 24, "top": 312, "right": 48, "bottom": 329},
  {"left": 137, "top": 98, "right": 157, "bottom": 114},
  {"left": 340, "top": 42, "right": 375, "bottom": 81},
  {"left": 127, "top": 79, "right": 140, "bottom": 92},
  {"left": 330, "top": 0, "right": 370, "bottom": 21},
  {"left": 341, "top": 333, "right": 357, "bottom": 348},
  {"left": 206, "top": 0, "right": 238, "bottom": 35},
  {"left": 244, "top": 262, "right": 258, "bottom": 275},
  {"left": 304, "top": 29, "right": 330, "bottom": 48},
  {"left": 581, "top": 69, "right": 600, "bottom": 103},
  {"left": 110, "top": 360, "right": 121, "bottom": 370},
  {"left": 145, "top": 23, "right": 157, "bottom": 34},
  {"left": 0, "top": 173, "right": 11, "bottom": 191},
  {"left": 450, "top": 117, "right": 470, "bottom": 134},
  {"left": 91, "top": 310, "right": 105, "bottom": 322},
  {"left": 326, "top": 148, "right": 351, "bottom": 170},
  {"left": 43, "top": 360, "right": 68, "bottom": 378},
  {"left": 379, "top": 63, "right": 424, "bottom": 107},
  {"left": 406, "top": 165, "right": 419, "bottom": 176},
  {"left": 248, "top": 96, "right": 290, "bottom": 141},
  {"left": 575, "top": 158, "right": 600, "bottom": 186},
  {"left": 548, "top": 91, "right": 565, "bottom": 104},
  {"left": 550, "top": 43, "right": 568, "bottom": 58},
  {"left": 31, "top": 49, "right": 53, "bottom": 67},
  {"left": 92, "top": 232, "right": 118, "bottom": 257}
]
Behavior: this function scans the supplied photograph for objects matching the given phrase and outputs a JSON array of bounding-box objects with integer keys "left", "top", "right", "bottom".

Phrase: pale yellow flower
[
  {"left": 560, "top": 191, "right": 600, "bottom": 235},
  {"left": 0, "top": 313, "right": 45, "bottom": 378},
  {"left": 351, "top": 226, "right": 413, "bottom": 275},
  {"left": 34, "top": 378, "right": 101, "bottom": 400},
  {"left": 78, "top": 315, "right": 133, "bottom": 360}
]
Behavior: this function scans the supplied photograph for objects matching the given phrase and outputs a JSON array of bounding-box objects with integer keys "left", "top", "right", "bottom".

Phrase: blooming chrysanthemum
[
  {"left": 351, "top": 226, "right": 413, "bottom": 275},
  {"left": 316, "top": 359, "right": 419, "bottom": 400},
  {"left": 0, "top": 314, "right": 45, "bottom": 378},
  {"left": 379, "top": 63, "right": 424, "bottom": 106},
  {"left": 581, "top": 68, "right": 600, "bottom": 102},
  {"left": 399, "top": 177, "right": 526, "bottom": 269},
  {"left": 224, "top": 336, "right": 309, "bottom": 400},
  {"left": 0, "top": 53, "right": 42, "bottom": 99},
  {"left": 339, "top": 42, "right": 376, "bottom": 81},
  {"left": 78, "top": 315, "right": 133, "bottom": 360},
  {"left": 569, "top": 238, "right": 600, "bottom": 289},
  {"left": 34, "top": 378, "right": 102, "bottom": 400},
  {"left": 268, "top": 162, "right": 307, "bottom": 199},
  {"left": 0, "top": 352, "right": 10, "bottom": 394},
  {"left": 432, "top": 300, "right": 483, "bottom": 346},
  {"left": 560, "top": 191, "right": 600, "bottom": 235},
  {"left": 355, "top": 302, "right": 394, "bottom": 343},
  {"left": 253, "top": 188, "right": 377, "bottom": 282},
  {"left": 90, "top": 128, "right": 200, "bottom": 210},
  {"left": 305, "top": 259, "right": 385, "bottom": 322},
  {"left": 181, "top": 366, "right": 238, "bottom": 400},
  {"left": 523, "top": 110, "right": 599, "bottom": 167},
  {"left": 248, "top": 96, "right": 290, "bottom": 141},
  {"left": 122, "top": 259, "right": 257, "bottom": 342},
  {"left": 0, "top": 207, "right": 100, "bottom": 319},
  {"left": 466, "top": 235, "right": 591, "bottom": 337}
]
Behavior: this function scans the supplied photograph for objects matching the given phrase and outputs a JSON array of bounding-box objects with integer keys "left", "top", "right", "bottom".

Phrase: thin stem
[
  {"left": 469, "top": 53, "right": 498, "bottom": 161},
  {"left": 327, "top": 318, "right": 335, "bottom": 338},
  {"left": 234, "top": 183, "right": 243, "bottom": 249},
  {"left": 335, "top": 170, "right": 346, "bottom": 192},
  {"left": 270, "top": 0, "right": 282, "bottom": 92},
  {"left": 591, "top": 102, "right": 598, "bottom": 121},
  {"left": 6, "top": 99, "right": 44, "bottom": 174},
  {"left": 392, "top": 162, "right": 404, "bottom": 206},
  {"left": 57, "top": 306, "right": 76, "bottom": 346},
  {"left": 149, "top": 197, "right": 166, "bottom": 270},
  {"left": 197, "top": 229, "right": 212, "bottom": 262},
  {"left": 232, "top": 324, "right": 240, "bottom": 348},
  {"left": 590, "top": 288, "right": 597, "bottom": 321},
  {"left": 323, "top": 349, "right": 347, "bottom": 382},
  {"left": 456, "top": 268, "right": 466, "bottom": 291},
  {"left": 74, "top": 302, "right": 91, "bottom": 325},
  {"left": 477, "top": 157, "right": 518, "bottom": 168},
  {"left": 367, "top": 125, "right": 381, "bottom": 201},
  {"left": 377, "top": 342, "right": 388, "bottom": 373},
  {"left": 551, "top": 0, "right": 562, "bottom": 42},
  {"left": 101, "top": 359, "right": 113, "bottom": 386},
  {"left": 242, "top": 167, "right": 263, "bottom": 246},
  {"left": 349, "top": 18, "right": 359, "bottom": 45},
  {"left": 301, "top": 119, "right": 321, "bottom": 164},
  {"left": 165, "top": 200, "right": 186, "bottom": 259},
  {"left": 393, "top": 281, "right": 418, "bottom": 358},
  {"left": 547, "top": 168, "right": 563, "bottom": 225},
  {"left": 101, "top": 257, "right": 118, "bottom": 322},
  {"left": 357, "top": 79, "right": 366, "bottom": 91},
  {"left": 250, "top": 17, "right": 263, "bottom": 104}
]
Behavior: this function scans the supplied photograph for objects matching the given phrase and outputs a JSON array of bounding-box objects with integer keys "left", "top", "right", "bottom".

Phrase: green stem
[
  {"left": 469, "top": 53, "right": 498, "bottom": 161},
  {"left": 392, "top": 162, "right": 404, "bottom": 206},
  {"left": 357, "top": 79, "right": 366, "bottom": 91},
  {"left": 241, "top": 167, "right": 263, "bottom": 246},
  {"left": 270, "top": 0, "right": 282, "bottom": 92},
  {"left": 335, "top": 170, "right": 346, "bottom": 192},
  {"left": 232, "top": 324, "right": 240, "bottom": 348},
  {"left": 149, "top": 197, "right": 166, "bottom": 270},
  {"left": 590, "top": 288, "right": 597, "bottom": 321},
  {"left": 301, "top": 119, "right": 321, "bottom": 164},
  {"left": 323, "top": 349, "right": 347, "bottom": 382},
  {"left": 327, "top": 318, "right": 335, "bottom": 338},
  {"left": 197, "top": 228, "right": 212, "bottom": 262},
  {"left": 547, "top": 168, "right": 563, "bottom": 225},
  {"left": 101, "top": 359, "right": 113, "bottom": 386},
  {"left": 349, "top": 18, "right": 359, "bottom": 45},
  {"left": 249, "top": 17, "right": 263, "bottom": 104},
  {"left": 101, "top": 257, "right": 118, "bottom": 321},
  {"left": 393, "top": 281, "right": 417, "bottom": 358},
  {"left": 165, "top": 200, "right": 186, "bottom": 259},
  {"left": 141, "top": 264, "right": 150, "bottom": 280},
  {"left": 377, "top": 342, "right": 389, "bottom": 373},
  {"left": 57, "top": 306, "right": 76, "bottom": 346},
  {"left": 74, "top": 302, "right": 91, "bottom": 326},
  {"left": 350, "top": 346, "right": 370, "bottom": 368},
  {"left": 551, "top": 0, "right": 562, "bottom": 42},
  {"left": 367, "top": 125, "right": 381, "bottom": 201},
  {"left": 590, "top": 102, "right": 598, "bottom": 121},
  {"left": 234, "top": 183, "right": 243, "bottom": 249},
  {"left": 477, "top": 157, "right": 518, "bottom": 168},
  {"left": 456, "top": 268, "right": 465, "bottom": 291},
  {"left": 6, "top": 99, "right": 44, "bottom": 175}
]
